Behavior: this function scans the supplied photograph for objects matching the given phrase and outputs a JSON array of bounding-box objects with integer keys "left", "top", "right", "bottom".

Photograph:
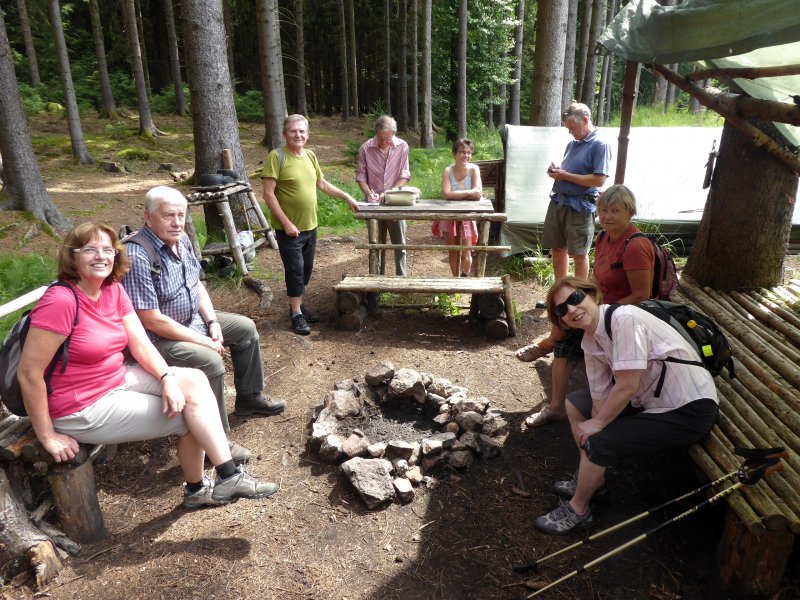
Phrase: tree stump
[
  {"left": 339, "top": 305, "right": 368, "bottom": 331},
  {"left": 476, "top": 294, "right": 505, "bottom": 319},
  {"left": 485, "top": 317, "right": 509, "bottom": 339},
  {"left": 336, "top": 290, "right": 362, "bottom": 313},
  {"left": 47, "top": 460, "right": 105, "bottom": 543}
]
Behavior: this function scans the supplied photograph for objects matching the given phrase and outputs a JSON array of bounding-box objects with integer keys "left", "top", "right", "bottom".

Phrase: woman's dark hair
[
  {"left": 58, "top": 222, "right": 129, "bottom": 285},
  {"left": 545, "top": 276, "right": 602, "bottom": 329},
  {"left": 452, "top": 138, "right": 474, "bottom": 155}
]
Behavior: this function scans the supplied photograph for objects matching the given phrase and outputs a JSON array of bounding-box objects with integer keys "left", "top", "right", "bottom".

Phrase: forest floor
[{"left": 1, "top": 113, "right": 798, "bottom": 600}]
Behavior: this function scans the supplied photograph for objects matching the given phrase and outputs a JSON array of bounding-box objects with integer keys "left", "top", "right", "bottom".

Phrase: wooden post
[
  {"left": 367, "top": 219, "right": 380, "bottom": 275},
  {"left": 501, "top": 274, "right": 517, "bottom": 337},
  {"left": 217, "top": 200, "right": 249, "bottom": 275},
  {"left": 47, "top": 460, "right": 106, "bottom": 543},
  {"left": 615, "top": 60, "right": 638, "bottom": 185},
  {"left": 475, "top": 220, "right": 490, "bottom": 277}
]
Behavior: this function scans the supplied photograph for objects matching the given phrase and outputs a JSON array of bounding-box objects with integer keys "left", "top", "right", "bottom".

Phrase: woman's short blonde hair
[
  {"left": 58, "top": 222, "right": 129, "bottom": 285},
  {"left": 545, "top": 276, "right": 603, "bottom": 330},
  {"left": 597, "top": 184, "right": 637, "bottom": 217}
]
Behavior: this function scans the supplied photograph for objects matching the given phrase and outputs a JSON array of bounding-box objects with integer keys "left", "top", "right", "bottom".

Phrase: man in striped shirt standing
[{"left": 356, "top": 115, "right": 412, "bottom": 276}]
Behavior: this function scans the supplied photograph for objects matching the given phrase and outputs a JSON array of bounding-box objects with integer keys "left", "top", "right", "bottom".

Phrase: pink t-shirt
[
  {"left": 593, "top": 224, "right": 655, "bottom": 304},
  {"left": 29, "top": 281, "right": 134, "bottom": 419}
]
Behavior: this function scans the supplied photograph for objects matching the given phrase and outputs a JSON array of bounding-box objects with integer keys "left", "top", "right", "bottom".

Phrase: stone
[
  {"left": 393, "top": 459, "right": 409, "bottom": 477},
  {"left": 459, "top": 397, "right": 490, "bottom": 414},
  {"left": 477, "top": 434, "right": 503, "bottom": 458},
  {"left": 427, "top": 377, "right": 456, "bottom": 397},
  {"left": 444, "top": 422, "right": 460, "bottom": 435},
  {"left": 459, "top": 431, "right": 480, "bottom": 452},
  {"left": 447, "top": 390, "right": 468, "bottom": 404},
  {"left": 427, "top": 392, "right": 447, "bottom": 406},
  {"left": 413, "top": 383, "right": 427, "bottom": 404},
  {"left": 449, "top": 439, "right": 467, "bottom": 452},
  {"left": 384, "top": 440, "right": 414, "bottom": 462},
  {"left": 355, "top": 382, "right": 381, "bottom": 405},
  {"left": 421, "top": 432, "right": 456, "bottom": 455},
  {"left": 387, "top": 368, "right": 423, "bottom": 398},
  {"left": 334, "top": 378, "right": 358, "bottom": 392},
  {"left": 320, "top": 434, "right": 344, "bottom": 462},
  {"left": 364, "top": 362, "right": 395, "bottom": 387},
  {"left": 393, "top": 477, "right": 414, "bottom": 503},
  {"left": 311, "top": 420, "right": 337, "bottom": 446},
  {"left": 408, "top": 442, "right": 421, "bottom": 466},
  {"left": 432, "top": 413, "right": 451, "bottom": 426},
  {"left": 316, "top": 406, "right": 339, "bottom": 424},
  {"left": 406, "top": 466, "right": 423, "bottom": 485},
  {"left": 324, "top": 389, "right": 363, "bottom": 419},
  {"left": 455, "top": 411, "right": 483, "bottom": 432},
  {"left": 447, "top": 450, "right": 474, "bottom": 469},
  {"left": 342, "top": 432, "right": 371, "bottom": 458},
  {"left": 481, "top": 412, "right": 509, "bottom": 437},
  {"left": 158, "top": 162, "right": 177, "bottom": 171},
  {"left": 367, "top": 442, "right": 387, "bottom": 458},
  {"left": 340, "top": 458, "right": 395, "bottom": 509},
  {"left": 421, "top": 454, "right": 444, "bottom": 471}
]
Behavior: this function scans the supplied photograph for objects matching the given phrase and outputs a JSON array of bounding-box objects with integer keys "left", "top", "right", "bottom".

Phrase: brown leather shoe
[{"left": 234, "top": 393, "right": 286, "bottom": 416}]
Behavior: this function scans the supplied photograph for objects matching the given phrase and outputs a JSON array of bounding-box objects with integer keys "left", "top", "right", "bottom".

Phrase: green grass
[
  {"left": 0, "top": 254, "right": 57, "bottom": 339},
  {"left": 608, "top": 105, "right": 724, "bottom": 128}
]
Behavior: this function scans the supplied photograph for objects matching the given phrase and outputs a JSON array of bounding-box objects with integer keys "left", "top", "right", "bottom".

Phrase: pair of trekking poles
[{"left": 513, "top": 447, "right": 787, "bottom": 598}]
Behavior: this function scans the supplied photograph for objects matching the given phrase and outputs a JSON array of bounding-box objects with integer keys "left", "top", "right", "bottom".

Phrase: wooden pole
[{"left": 614, "top": 60, "right": 638, "bottom": 184}]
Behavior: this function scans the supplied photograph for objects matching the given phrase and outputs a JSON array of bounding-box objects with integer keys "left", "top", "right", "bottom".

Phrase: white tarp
[{"left": 500, "top": 125, "right": 800, "bottom": 254}]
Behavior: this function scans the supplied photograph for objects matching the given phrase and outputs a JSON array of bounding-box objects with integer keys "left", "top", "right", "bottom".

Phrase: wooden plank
[
  {"left": 0, "top": 286, "right": 47, "bottom": 319},
  {"left": 356, "top": 210, "right": 507, "bottom": 222},
  {"left": 335, "top": 276, "right": 506, "bottom": 295},
  {"left": 354, "top": 243, "right": 509, "bottom": 252}
]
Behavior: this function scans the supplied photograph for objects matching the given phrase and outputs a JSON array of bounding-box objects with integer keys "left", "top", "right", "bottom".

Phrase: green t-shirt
[{"left": 260, "top": 148, "right": 322, "bottom": 231}]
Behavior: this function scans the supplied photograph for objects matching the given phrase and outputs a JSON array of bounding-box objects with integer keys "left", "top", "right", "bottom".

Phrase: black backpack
[
  {"left": 604, "top": 300, "right": 735, "bottom": 379},
  {"left": 597, "top": 230, "right": 678, "bottom": 300},
  {"left": 0, "top": 281, "right": 80, "bottom": 416}
]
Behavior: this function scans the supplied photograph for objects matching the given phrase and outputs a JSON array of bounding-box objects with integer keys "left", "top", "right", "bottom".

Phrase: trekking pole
[
  {"left": 512, "top": 446, "right": 784, "bottom": 575},
  {"left": 521, "top": 447, "right": 786, "bottom": 599}
]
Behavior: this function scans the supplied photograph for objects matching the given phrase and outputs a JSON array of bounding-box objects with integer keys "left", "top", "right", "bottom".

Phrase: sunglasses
[{"left": 553, "top": 290, "right": 586, "bottom": 317}]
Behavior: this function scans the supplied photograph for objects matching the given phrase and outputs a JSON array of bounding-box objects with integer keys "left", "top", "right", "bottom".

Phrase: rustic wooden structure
[
  {"left": 474, "top": 159, "right": 506, "bottom": 244},
  {"left": 675, "top": 278, "right": 800, "bottom": 598}
]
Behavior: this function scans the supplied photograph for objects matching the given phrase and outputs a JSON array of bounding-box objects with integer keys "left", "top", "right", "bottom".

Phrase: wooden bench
[
  {"left": 675, "top": 278, "right": 800, "bottom": 598},
  {"left": 333, "top": 274, "right": 516, "bottom": 338}
]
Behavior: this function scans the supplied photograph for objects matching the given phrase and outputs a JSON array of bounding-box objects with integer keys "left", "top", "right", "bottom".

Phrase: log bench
[
  {"left": 675, "top": 278, "right": 800, "bottom": 599},
  {"left": 333, "top": 274, "right": 516, "bottom": 338}
]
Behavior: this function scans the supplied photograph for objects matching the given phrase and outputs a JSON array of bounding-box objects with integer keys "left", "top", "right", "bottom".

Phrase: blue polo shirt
[
  {"left": 121, "top": 225, "right": 206, "bottom": 342},
  {"left": 551, "top": 129, "right": 612, "bottom": 212}
]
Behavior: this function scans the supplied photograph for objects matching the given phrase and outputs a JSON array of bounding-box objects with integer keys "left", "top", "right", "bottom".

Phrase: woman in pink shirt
[{"left": 18, "top": 223, "right": 276, "bottom": 509}]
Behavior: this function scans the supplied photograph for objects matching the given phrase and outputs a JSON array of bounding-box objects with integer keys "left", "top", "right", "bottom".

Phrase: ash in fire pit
[{"left": 309, "top": 362, "right": 509, "bottom": 509}]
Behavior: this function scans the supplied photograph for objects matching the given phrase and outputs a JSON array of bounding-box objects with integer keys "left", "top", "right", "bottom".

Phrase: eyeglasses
[
  {"left": 73, "top": 246, "right": 118, "bottom": 257},
  {"left": 553, "top": 290, "right": 586, "bottom": 317}
]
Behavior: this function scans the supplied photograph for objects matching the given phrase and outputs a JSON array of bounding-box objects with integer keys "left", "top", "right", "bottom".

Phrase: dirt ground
[{"left": 1, "top": 114, "right": 798, "bottom": 600}]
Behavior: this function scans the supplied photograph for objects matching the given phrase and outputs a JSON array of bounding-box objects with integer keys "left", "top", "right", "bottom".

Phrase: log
[
  {"left": 337, "top": 290, "right": 362, "bottom": 313},
  {"left": 476, "top": 294, "right": 505, "bottom": 319},
  {"left": 687, "top": 63, "right": 800, "bottom": 81},
  {"left": 485, "top": 317, "right": 509, "bottom": 339},
  {"left": 47, "top": 460, "right": 105, "bottom": 543},
  {"left": 501, "top": 274, "right": 517, "bottom": 337},
  {"left": 338, "top": 305, "right": 368, "bottom": 331},
  {"left": 365, "top": 292, "right": 379, "bottom": 316},
  {"left": 701, "top": 87, "right": 800, "bottom": 126},
  {"left": 753, "top": 289, "right": 800, "bottom": 330},
  {"left": 729, "top": 291, "right": 800, "bottom": 351}
]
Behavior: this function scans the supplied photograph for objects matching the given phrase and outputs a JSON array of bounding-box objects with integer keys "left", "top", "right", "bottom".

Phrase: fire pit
[{"left": 308, "top": 362, "right": 509, "bottom": 509}]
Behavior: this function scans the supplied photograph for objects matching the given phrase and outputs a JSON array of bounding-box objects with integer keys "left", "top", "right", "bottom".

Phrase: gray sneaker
[
  {"left": 212, "top": 465, "right": 278, "bottom": 503},
  {"left": 228, "top": 441, "right": 251, "bottom": 464},
  {"left": 535, "top": 499, "right": 593, "bottom": 535},
  {"left": 183, "top": 475, "right": 224, "bottom": 509},
  {"left": 553, "top": 472, "right": 609, "bottom": 501}
]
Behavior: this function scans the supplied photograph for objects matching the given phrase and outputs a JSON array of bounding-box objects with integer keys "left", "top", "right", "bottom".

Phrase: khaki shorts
[
  {"left": 53, "top": 365, "right": 189, "bottom": 444},
  {"left": 541, "top": 201, "right": 595, "bottom": 256}
]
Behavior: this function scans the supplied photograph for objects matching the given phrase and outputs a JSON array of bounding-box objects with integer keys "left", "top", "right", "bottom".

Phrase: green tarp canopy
[{"left": 599, "top": 0, "right": 800, "bottom": 148}]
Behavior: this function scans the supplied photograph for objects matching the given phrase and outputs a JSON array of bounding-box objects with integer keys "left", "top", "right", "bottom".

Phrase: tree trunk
[
  {"left": 0, "top": 9, "right": 69, "bottom": 228},
  {"left": 123, "top": 0, "right": 161, "bottom": 137},
  {"left": 181, "top": 0, "right": 249, "bottom": 235},
  {"left": 684, "top": 120, "right": 799, "bottom": 289},
  {"left": 456, "top": 0, "right": 467, "bottom": 139},
  {"left": 665, "top": 63, "right": 678, "bottom": 110},
  {"left": 164, "top": 0, "right": 188, "bottom": 116},
  {"left": 508, "top": 0, "right": 524, "bottom": 125},
  {"left": 562, "top": 0, "right": 578, "bottom": 108},
  {"left": 256, "top": 0, "right": 287, "bottom": 149},
  {"left": 409, "top": 0, "right": 418, "bottom": 130},
  {"left": 88, "top": 0, "right": 118, "bottom": 119},
  {"left": 397, "top": 0, "right": 408, "bottom": 131},
  {"left": 135, "top": 0, "right": 152, "bottom": 99},
  {"left": 48, "top": 0, "right": 94, "bottom": 165},
  {"left": 295, "top": 0, "right": 307, "bottom": 114},
  {"left": 575, "top": 0, "right": 592, "bottom": 103},
  {"left": 419, "top": 0, "right": 432, "bottom": 148},
  {"left": 338, "top": 0, "right": 349, "bottom": 120},
  {"left": 384, "top": 0, "right": 391, "bottom": 113},
  {"left": 497, "top": 83, "right": 507, "bottom": 128},
  {"left": 347, "top": 0, "right": 359, "bottom": 118},
  {"left": 529, "top": 0, "right": 567, "bottom": 126},
  {"left": 16, "top": 0, "right": 40, "bottom": 85},
  {"left": 580, "top": 0, "right": 603, "bottom": 110},
  {"left": 222, "top": 0, "right": 236, "bottom": 88}
]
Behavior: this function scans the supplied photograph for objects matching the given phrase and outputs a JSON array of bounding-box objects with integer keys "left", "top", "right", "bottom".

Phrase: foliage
[
  {"left": 497, "top": 252, "right": 554, "bottom": 287},
  {"left": 150, "top": 84, "right": 192, "bottom": 115},
  {"left": 0, "top": 254, "right": 57, "bottom": 339},
  {"left": 608, "top": 105, "right": 724, "bottom": 128},
  {"left": 235, "top": 90, "right": 266, "bottom": 123},
  {"left": 433, "top": 293, "right": 462, "bottom": 317},
  {"left": 18, "top": 83, "right": 48, "bottom": 115}
]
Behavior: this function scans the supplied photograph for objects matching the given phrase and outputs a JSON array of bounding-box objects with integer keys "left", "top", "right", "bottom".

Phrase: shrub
[
  {"left": 235, "top": 90, "right": 265, "bottom": 123},
  {"left": 0, "top": 254, "right": 57, "bottom": 339}
]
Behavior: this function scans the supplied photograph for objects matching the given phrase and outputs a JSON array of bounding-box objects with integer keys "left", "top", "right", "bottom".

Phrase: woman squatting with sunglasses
[{"left": 534, "top": 277, "right": 719, "bottom": 534}]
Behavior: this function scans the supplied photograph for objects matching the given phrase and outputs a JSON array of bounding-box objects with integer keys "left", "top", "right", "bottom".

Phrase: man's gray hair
[
  {"left": 375, "top": 115, "right": 397, "bottom": 133},
  {"left": 145, "top": 186, "right": 187, "bottom": 213},
  {"left": 562, "top": 102, "right": 592, "bottom": 124},
  {"left": 283, "top": 114, "right": 309, "bottom": 133}
]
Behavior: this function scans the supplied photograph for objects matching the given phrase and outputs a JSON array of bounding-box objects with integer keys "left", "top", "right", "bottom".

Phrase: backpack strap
[
  {"left": 44, "top": 281, "right": 79, "bottom": 390},
  {"left": 124, "top": 231, "right": 162, "bottom": 281},
  {"left": 603, "top": 303, "right": 621, "bottom": 340}
]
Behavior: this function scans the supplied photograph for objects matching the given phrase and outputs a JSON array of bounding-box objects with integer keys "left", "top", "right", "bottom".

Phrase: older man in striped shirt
[{"left": 356, "top": 115, "right": 412, "bottom": 276}]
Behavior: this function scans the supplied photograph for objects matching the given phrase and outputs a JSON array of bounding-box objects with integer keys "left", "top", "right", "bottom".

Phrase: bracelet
[
  {"left": 206, "top": 319, "right": 219, "bottom": 327},
  {"left": 160, "top": 371, "right": 174, "bottom": 381}
]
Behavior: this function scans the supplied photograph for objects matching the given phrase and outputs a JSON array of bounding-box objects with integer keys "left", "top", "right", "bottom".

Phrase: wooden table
[{"left": 353, "top": 199, "right": 508, "bottom": 276}]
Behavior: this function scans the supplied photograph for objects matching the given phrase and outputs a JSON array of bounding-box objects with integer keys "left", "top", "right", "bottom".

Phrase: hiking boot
[
  {"left": 535, "top": 499, "right": 593, "bottom": 535},
  {"left": 291, "top": 313, "right": 311, "bottom": 335},
  {"left": 553, "top": 473, "right": 609, "bottom": 501},
  {"left": 183, "top": 475, "right": 224, "bottom": 509},
  {"left": 234, "top": 393, "right": 286, "bottom": 416},
  {"left": 288, "top": 305, "right": 320, "bottom": 323},
  {"left": 228, "top": 441, "right": 251, "bottom": 464},
  {"left": 212, "top": 465, "right": 278, "bottom": 503}
]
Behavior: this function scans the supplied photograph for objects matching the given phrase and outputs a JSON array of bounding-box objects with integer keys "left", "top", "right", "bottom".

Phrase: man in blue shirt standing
[{"left": 542, "top": 103, "right": 612, "bottom": 281}]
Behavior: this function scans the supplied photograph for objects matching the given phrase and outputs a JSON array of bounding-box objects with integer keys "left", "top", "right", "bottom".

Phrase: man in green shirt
[{"left": 262, "top": 114, "right": 359, "bottom": 335}]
